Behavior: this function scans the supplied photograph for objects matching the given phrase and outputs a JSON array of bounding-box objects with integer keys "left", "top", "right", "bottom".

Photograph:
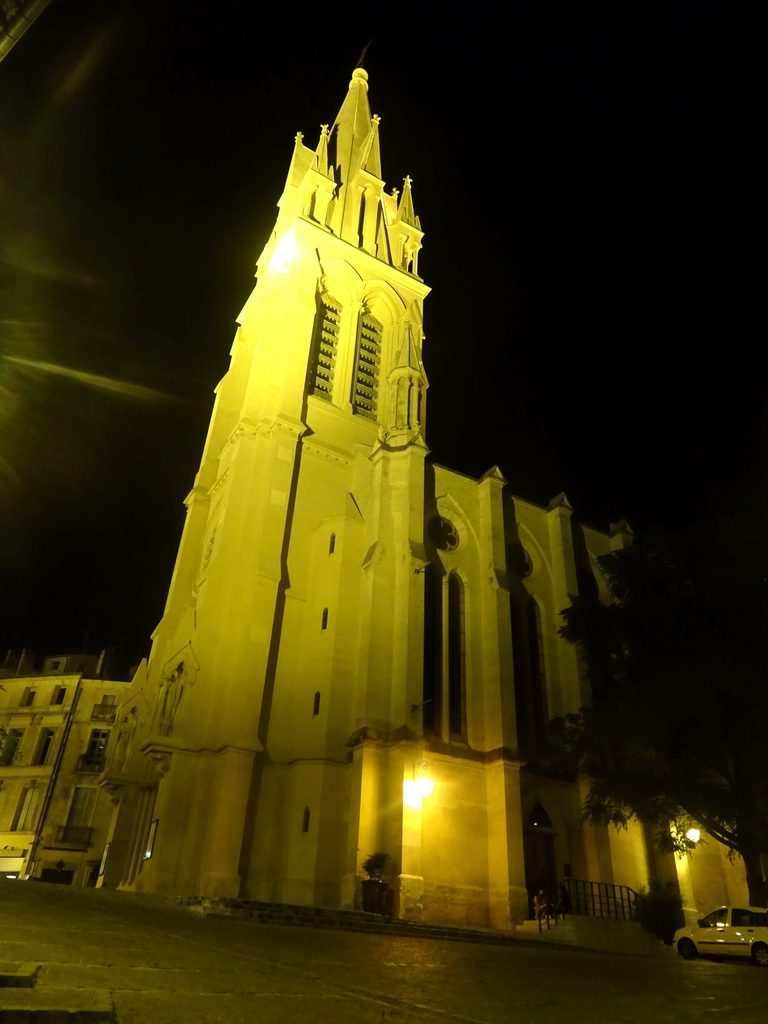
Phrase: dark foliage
[
  {"left": 637, "top": 879, "right": 685, "bottom": 945},
  {"left": 361, "top": 851, "right": 390, "bottom": 879},
  {"left": 550, "top": 495, "right": 768, "bottom": 904}
]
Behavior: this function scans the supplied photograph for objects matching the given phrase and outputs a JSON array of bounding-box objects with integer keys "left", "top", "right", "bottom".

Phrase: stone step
[
  {"left": 0, "top": 963, "right": 40, "bottom": 989},
  {"left": 183, "top": 897, "right": 535, "bottom": 947},
  {"left": 516, "top": 918, "right": 574, "bottom": 933},
  {"left": 0, "top": 987, "right": 115, "bottom": 1023}
]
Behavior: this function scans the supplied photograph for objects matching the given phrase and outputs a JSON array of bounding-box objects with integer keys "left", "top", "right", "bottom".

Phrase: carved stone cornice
[{"left": 301, "top": 438, "right": 353, "bottom": 469}]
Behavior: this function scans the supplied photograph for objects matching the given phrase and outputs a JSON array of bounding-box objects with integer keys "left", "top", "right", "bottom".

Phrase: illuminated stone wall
[{"left": 97, "top": 67, "right": 747, "bottom": 927}]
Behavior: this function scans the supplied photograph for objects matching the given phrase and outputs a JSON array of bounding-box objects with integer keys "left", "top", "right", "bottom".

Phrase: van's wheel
[
  {"left": 678, "top": 938, "right": 697, "bottom": 960},
  {"left": 751, "top": 943, "right": 768, "bottom": 966}
]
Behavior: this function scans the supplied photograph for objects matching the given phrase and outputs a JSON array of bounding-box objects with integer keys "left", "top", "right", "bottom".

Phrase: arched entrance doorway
[{"left": 523, "top": 803, "right": 557, "bottom": 916}]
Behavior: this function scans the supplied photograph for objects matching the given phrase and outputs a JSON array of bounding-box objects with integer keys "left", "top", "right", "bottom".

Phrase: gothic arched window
[
  {"left": 528, "top": 803, "right": 552, "bottom": 828},
  {"left": 421, "top": 565, "right": 442, "bottom": 733},
  {"left": 308, "top": 295, "right": 341, "bottom": 401},
  {"left": 351, "top": 310, "right": 382, "bottom": 419},
  {"left": 448, "top": 573, "right": 466, "bottom": 738},
  {"left": 527, "top": 597, "right": 549, "bottom": 745}
]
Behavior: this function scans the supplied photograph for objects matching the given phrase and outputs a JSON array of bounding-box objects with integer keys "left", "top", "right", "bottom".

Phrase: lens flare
[{"left": 3, "top": 356, "right": 175, "bottom": 403}]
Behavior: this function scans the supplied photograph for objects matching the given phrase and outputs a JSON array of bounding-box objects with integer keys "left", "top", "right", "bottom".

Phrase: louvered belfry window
[
  {"left": 309, "top": 297, "right": 341, "bottom": 400},
  {"left": 352, "top": 311, "right": 382, "bottom": 419}
]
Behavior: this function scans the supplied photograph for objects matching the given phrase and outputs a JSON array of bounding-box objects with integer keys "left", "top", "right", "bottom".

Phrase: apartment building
[{"left": 0, "top": 655, "right": 129, "bottom": 884}]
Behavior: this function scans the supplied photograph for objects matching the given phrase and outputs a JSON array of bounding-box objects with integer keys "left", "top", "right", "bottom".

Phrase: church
[{"left": 98, "top": 66, "right": 747, "bottom": 929}]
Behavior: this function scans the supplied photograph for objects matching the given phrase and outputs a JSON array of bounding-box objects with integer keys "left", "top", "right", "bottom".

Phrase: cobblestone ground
[{"left": 0, "top": 880, "right": 764, "bottom": 1023}]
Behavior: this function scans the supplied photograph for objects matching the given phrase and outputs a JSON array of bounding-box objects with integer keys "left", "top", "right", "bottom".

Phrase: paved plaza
[{"left": 0, "top": 880, "right": 764, "bottom": 1023}]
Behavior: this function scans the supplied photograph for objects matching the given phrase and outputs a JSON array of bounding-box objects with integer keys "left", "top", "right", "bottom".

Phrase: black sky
[{"left": 0, "top": 0, "right": 765, "bottom": 660}]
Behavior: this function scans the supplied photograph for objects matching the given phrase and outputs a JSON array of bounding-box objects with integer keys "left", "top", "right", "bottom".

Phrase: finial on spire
[
  {"left": 355, "top": 39, "right": 372, "bottom": 68},
  {"left": 396, "top": 175, "right": 418, "bottom": 228}
]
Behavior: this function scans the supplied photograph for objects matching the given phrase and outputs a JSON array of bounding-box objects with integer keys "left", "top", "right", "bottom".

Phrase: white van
[{"left": 675, "top": 906, "right": 768, "bottom": 965}]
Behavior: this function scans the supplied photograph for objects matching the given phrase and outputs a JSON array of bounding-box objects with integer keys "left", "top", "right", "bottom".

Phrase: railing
[
  {"left": 91, "top": 703, "right": 116, "bottom": 722},
  {"left": 561, "top": 878, "right": 643, "bottom": 922},
  {"left": 76, "top": 754, "right": 105, "bottom": 773},
  {"left": 54, "top": 825, "right": 94, "bottom": 848}
]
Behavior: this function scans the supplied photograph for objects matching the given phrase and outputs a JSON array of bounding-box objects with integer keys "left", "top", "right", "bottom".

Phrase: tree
[{"left": 551, "top": 514, "right": 768, "bottom": 905}]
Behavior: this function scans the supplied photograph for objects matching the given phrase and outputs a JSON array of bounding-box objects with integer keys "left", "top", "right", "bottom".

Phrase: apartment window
[
  {"left": 20, "top": 688, "right": 36, "bottom": 707},
  {"left": 351, "top": 311, "right": 382, "bottom": 419},
  {"left": 10, "top": 785, "right": 41, "bottom": 832},
  {"left": 1, "top": 729, "right": 24, "bottom": 766},
  {"left": 33, "top": 729, "right": 55, "bottom": 766},
  {"left": 65, "top": 787, "right": 97, "bottom": 837},
  {"left": 101, "top": 694, "right": 116, "bottom": 706},
  {"left": 81, "top": 729, "right": 109, "bottom": 770},
  {"left": 308, "top": 296, "right": 341, "bottom": 400},
  {"left": 52, "top": 686, "right": 67, "bottom": 706}
]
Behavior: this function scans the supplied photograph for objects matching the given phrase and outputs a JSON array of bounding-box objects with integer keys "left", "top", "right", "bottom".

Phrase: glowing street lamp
[{"left": 404, "top": 761, "right": 434, "bottom": 809}]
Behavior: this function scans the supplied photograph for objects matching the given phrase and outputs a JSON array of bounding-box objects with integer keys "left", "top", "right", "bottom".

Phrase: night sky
[{"left": 1, "top": 1, "right": 764, "bottom": 661}]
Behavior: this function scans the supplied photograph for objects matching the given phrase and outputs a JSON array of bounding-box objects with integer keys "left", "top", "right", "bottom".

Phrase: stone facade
[
  {"left": 99, "top": 67, "right": 749, "bottom": 926},
  {"left": 0, "top": 664, "right": 129, "bottom": 884}
]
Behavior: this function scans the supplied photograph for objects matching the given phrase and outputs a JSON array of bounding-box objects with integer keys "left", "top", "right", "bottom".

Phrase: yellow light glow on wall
[
  {"left": 269, "top": 230, "right": 298, "bottom": 273},
  {"left": 404, "top": 763, "right": 434, "bottom": 809},
  {"left": 403, "top": 779, "right": 422, "bottom": 809},
  {"left": 414, "top": 776, "right": 433, "bottom": 798}
]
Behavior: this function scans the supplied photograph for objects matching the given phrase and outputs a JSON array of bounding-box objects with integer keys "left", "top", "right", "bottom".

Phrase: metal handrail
[{"left": 561, "top": 878, "right": 643, "bottom": 922}]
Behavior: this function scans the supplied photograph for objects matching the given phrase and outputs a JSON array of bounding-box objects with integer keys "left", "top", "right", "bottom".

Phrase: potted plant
[{"left": 360, "top": 851, "right": 390, "bottom": 915}]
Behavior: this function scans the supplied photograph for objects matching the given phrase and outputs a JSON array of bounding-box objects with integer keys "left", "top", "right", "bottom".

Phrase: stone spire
[
  {"left": 269, "top": 68, "right": 424, "bottom": 272},
  {"left": 331, "top": 67, "right": 374, "bottom": 188}
]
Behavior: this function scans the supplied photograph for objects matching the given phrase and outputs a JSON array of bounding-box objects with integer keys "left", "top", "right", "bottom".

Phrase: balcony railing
[
  {"left": 54, "top": 825, "right": 94, "bottom": 849},
  {"left": 561, "top": 878, "right": 643, "bottom": 922},
  {"left": 91, "top": 703, "right": 116, "bottom": 722},
  {"left": 76, "top": 754, "right": 105, "bottom": 774}
]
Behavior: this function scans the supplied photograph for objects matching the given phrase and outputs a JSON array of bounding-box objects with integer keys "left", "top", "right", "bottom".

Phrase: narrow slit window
[
  {"left": 321, "top": 608, "right": 329, "bottom": 630},
  {"left": 144, "top": 819, "right": 159, "bottom": 860},
  {"left": 302, "top": 807, "right": 311, "bottom": 832},
  {"left": 329, "top": 532, "right": 336, "bottom": 554},
  {"left": 313, "top": 691, "right": 321, "bottom": 716}
]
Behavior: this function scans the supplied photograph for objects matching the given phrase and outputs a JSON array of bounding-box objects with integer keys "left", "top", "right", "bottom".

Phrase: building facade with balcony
[{"left": 0, "top": 660, "right": 129, "bottom": 884}]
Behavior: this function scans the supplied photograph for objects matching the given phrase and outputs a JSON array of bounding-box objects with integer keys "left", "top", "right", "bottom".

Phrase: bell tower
[{"left": 117, "top": 66, "right": 433, "bottom": 904}]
